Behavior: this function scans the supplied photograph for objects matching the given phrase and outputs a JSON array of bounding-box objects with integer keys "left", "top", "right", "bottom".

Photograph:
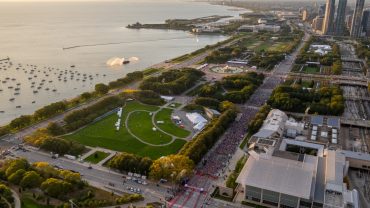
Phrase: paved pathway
[{"left": 10, "top": 189, "right": 21, "bottom": 208}]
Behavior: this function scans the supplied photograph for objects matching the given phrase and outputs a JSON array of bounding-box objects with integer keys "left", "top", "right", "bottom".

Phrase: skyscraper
[
  {"left": 319, "top": 4, "right": 326, "bottom": 16},
  {"left": 334, "top": 0, "right": 347, "bottom": 36},
  {"left": 350, "top": 0, "right": 365, "bottom": 38},
  {"left": 361, "top": 9, "right": 370, "bottom": 36},
  {"left": 322, "top": 0, "right": 336, "bottom": 35}
]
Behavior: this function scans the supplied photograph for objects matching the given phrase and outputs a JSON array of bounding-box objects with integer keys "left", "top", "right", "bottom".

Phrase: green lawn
[
  {"left": 84, "top": 151, "right": 110, "bottom": 164},
  {"left": 128, "top": 111, "right": 173, "bottom": 145},
  {"left": 21, "top": 197, "right": 53, "bottom": 208},
  {"left": 254, "top": 42, "right": 271, "bottom": 52},
  {"left": 302, "top": 66, "right": 320, "bottom": 74},
  {"left": 154, "top": 108, "right": 190, "bottom": 138},
  {"left": 64, "top": 101, "right": 187, "bottom": 159}
]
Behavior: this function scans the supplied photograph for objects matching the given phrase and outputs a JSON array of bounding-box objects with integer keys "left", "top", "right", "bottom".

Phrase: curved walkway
[
  {"left": 125, "top": 110, "right": 180, "bottom": 147},
  {"left": 10, "top": 189, "right": 20, "bottom": 208}
]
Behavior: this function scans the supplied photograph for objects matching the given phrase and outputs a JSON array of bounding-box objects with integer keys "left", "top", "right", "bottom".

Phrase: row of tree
[
  {"left": 247, "top": 104, "right": 271, "bottom": 135},
  {"left": 268, "top": 84, "right": 345, "bottom": 116},
  {"left": 195, "top": 72, "right": 264, "bottom": 104},
  {"left": 63, "top": 96, "right": 124, "bottom": 131},
  {"left": 1, "top": 159, "right": 144, "bottom": 207},
  {"left": 0, "top": 159, "right": 83, "bottom": 199},
  {"left": 179, "top": 104, "right": 238, "bottom": 164},
  {"left": 107, "top": 152, "right": 194, "bottom": 183},
  {"left": 122, "top": 90, "right": 165, "bottom": 106},
  {"left": 139, "top": 69, "right": 205, "bottom": 95},
  {"left": 107, "top": 152, "right": 153, "bottom": 175}
]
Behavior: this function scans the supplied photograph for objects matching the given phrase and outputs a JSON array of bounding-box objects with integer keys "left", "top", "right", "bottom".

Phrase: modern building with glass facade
[
  {"left": 334, "top": 0, "right": 347, "bottom": 36},
  {"left": 350, "top": 0, "right": 365, "bottom": 38},
  {"left": 322, "top": 0, "right": 336, "bottom": 35}
]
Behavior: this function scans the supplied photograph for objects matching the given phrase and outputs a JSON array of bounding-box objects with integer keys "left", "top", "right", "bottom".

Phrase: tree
[
  {"left": 0, "top": 184, "right": 14, "bottom": 203},
  {"left": 9, "top": 115, "right": 32, "bottom": 130},
  {"left": 41, "top": 178, "right": 72, "bottom": 198},
  {"left": 20, "top": 171, "right": 42, "bottom": 189},
  {"left": 149, "top": 154, "right": 194, "bottom": 182},
  {"left": 8, "top": 169, "right": 26, "bottom": 185},
  {"left": 46, "top": 122, "right": 65, "bottom": 136},
  {"left": 95, "top": 83, "right": 109, "bottom": 95},
  {"left": 40, "top": 138, "right": 70, "bottom": 155},
  {"left": 5, "top": 159, "right": 29, "bottom": 177},
  {"left": 80, "top": 92, "right": 92, "bottom": 100},
  {"left": 59, "top": 170, "right": 81, "bottom": 183}
]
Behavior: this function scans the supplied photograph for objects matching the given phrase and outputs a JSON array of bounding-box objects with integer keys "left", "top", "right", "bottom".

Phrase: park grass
[
  {"left": 254, "top": 42, "right": 271, "bottom": 52},
  {"left": 302, "top": 66, "right": 320, "bottom": 74},
  {"left": 154, "top": 108, "right": 190, "bottom": 138},
  {"left": 21, "top": 197, "right": 53, "bottom": 208},
  {"left": 64, "top": 101, "right": 186, "bottom": 159},
  {"left": 84, "top": 151, "right": 110, "bottom": 164},
  {"left": 127, "top": 111, "right": 173, "bottom": 145}
]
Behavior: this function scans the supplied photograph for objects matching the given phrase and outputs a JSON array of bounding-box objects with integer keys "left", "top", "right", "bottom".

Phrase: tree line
[
  {"left": 194, "top": 72, "right": 264, "bottom": 104},
  {"left": 179, "top": 103, "right": 238, "bottom": 164},
  {"left": 0, "top": 159, "right": 143, "bottom": 207},
  {"left": 139, "top": 69, "right": 205, "bottom": 95},
  {"left": 268, "top": 84, "right": 344, "bottom": 116}
]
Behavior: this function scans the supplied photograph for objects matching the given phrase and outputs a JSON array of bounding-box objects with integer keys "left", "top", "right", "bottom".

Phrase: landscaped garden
[
  {"left": 84, "top": 151, "right": 110, "bottom": 164},
  {"left": 64, "top": 101, "right": 189, "bottom": 159}
]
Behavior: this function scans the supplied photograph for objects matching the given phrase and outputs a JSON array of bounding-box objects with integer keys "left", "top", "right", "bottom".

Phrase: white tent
[
  {"left": 186, "top": 113, "right": 207, "bottom": 125},
  {"left": 194, "top": 122, "right": 206, "bottom": 131},
  {"left": 160, "top": 96, "right": 174, "bottom": 102}
]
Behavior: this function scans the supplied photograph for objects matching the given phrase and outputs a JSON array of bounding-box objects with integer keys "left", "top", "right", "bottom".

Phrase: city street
[{"left": 10, "top": 148, "right": 170, "bottom": 205}]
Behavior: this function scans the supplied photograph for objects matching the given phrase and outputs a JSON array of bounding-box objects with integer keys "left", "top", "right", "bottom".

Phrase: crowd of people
[
  {"left": 197, "top": 106, "right": 258, "bottom": 177},
  {"left": 193, "top": 74, "right": 283, "bottom": 179}
]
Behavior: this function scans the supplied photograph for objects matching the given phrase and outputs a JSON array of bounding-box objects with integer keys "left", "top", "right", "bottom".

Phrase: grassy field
[
  {"left": 21, "top": 197, "right": 53, "bottom": 208},
  {"left": 64, "top": 101, "right": 187, "bottom": 159},
  {"left": 84, "top": 151, "right": 110, "bottom": 164},
  {"left": 128, "top": 111, "right": 173, "bottom": 145},
  {"left": 155, "top": 108, "right": 190, "bottom": 138}
]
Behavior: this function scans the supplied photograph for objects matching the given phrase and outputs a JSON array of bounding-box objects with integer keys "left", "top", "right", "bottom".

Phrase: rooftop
[{"left": 236, "top": 153, "right": 317, "bottom": 199}]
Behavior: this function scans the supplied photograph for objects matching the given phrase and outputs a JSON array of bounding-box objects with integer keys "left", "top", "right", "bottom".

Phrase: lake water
[{"left": 0, "top": 0, "right": 246, "bottom": 125}]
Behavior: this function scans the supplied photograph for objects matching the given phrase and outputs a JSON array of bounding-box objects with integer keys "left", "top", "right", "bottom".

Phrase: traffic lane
[{"left": 12, "top": 150, "right": 169, "bottom": 199}]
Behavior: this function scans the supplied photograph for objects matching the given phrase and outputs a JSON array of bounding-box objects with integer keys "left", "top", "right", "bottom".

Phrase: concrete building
[
  {"left": 237, "top": 109, "right": 360, "bottom": 208},
  {"left": 322, "top": 0, "right": 336, "bottom": 35},
  {"left": 350, "top": 0, "right": 365, "bottom": 38},
  {"left": 312, "top": 16, "right": 325, "bottom": 33},
  {"left": 361, "top": 9, "right": 370, "bottom": 36},
  {"left": 334, "top": 0, "right": 347, "bottom": 36}
]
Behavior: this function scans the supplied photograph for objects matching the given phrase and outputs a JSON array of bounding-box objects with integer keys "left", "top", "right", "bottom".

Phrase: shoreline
[{"left": 0, "top": 1, "right": 245, "bottom": 127}]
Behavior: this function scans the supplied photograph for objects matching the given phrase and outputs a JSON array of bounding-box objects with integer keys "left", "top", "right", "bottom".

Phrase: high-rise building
[
  {"left": 346, "top": 14, "right": 353, "bottom": 29},
  {"left": 362, "top": 9, "right": 370, "bottom": 36},
  {"left": 319, "top": 4, "right": 326, "bottom": 16},
  {"left": 350, "top": 0, "right": 365, "bottom": 38},
  {"left": 334, "top": 0, "right": 347, "bottom": 36},
  {"left": 312, "top": 16, "right": 325, "bottom": 33},
  {"left": 322, "top": 0, "right": 336, "bottom": 35},
  {"left": 302, "top": 9, "right": 309, "bottom": 21}
]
